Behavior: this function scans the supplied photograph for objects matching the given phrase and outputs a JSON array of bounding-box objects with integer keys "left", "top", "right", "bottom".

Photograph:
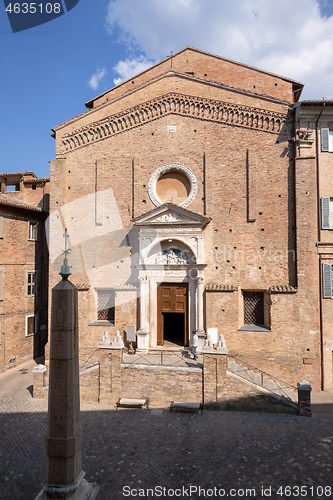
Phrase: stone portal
[{"left": 134, "top": 203, "right": 211, "bottom": 353}]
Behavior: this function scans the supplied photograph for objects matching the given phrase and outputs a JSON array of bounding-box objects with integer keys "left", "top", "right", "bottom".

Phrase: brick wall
[
  {"left": 88, "top": 47, "right": 297, "bottom": 109},
  {"left": 121, "top": 365, "right": 202, "bottom": 408},
  {"left": 48, "top": 49, "right": 321, "bottom": 390},
  {"left": 80, "top": 363, "right": 100, "bottom": 402},
  {"left": 224, "top": 376, "right": 298, "bottom": 414},
  {"left": 36, "top": 349, "right": 301, "bottom": 415},
  {"left": 0, "top": 199, "right": 49, "bottom": 369}
]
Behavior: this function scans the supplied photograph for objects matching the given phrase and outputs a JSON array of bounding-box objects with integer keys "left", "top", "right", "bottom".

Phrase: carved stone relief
[{"left": 155, "top": 248, "right": 190, "bottom": 265}]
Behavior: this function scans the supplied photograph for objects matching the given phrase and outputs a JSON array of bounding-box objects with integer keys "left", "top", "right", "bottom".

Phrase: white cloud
[
  {"left": 88, "top": 68, "right": 108, "bottom": 90},
  {"left": 113, "top": 56, "right": 156, "bottom": 86},
  {"left": 106, "top": 0, "right": 333, "bottom": 99}
]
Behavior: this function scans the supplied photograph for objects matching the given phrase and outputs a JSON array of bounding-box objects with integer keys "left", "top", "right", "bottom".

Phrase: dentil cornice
[{"left": 59, "top": 92, "right": 288, "bottom": 155}]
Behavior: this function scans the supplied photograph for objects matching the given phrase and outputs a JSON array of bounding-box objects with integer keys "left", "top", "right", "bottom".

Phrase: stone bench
[
  {"left": 170, "top": 402, "right": 202, "bottom": 413},
  {"left": 116, "top": 398, "right": 148, "bottom": 409}
]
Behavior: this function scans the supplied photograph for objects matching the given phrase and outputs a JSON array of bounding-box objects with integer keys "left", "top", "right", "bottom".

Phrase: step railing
[
  {"left": 227, "top": 355, "right": 298, "bottom": 403},
  {"left": 123, "top": 348, "right": 201, "bottom": 368},
  {"left": 79, "top": 348, "right": 99, "bottom": 372}
]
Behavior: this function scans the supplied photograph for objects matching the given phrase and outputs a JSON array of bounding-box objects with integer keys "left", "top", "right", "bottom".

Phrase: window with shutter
[
  {"left": 321, "top": 197, "right": 331, "bottom": 229},
  {"left": 322, "top": 128, "right": 329, "bottom": 152},
  {"left": 321, "top": 128, "right": 333, "bottom": 152},
  {"left": 322, "top": 263, "right": 332, "bottom": 298}
]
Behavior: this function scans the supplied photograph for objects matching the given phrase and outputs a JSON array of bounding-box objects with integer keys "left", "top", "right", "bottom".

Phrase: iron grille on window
[
  {"left": 244, "top": 291, "right": 265, "bottom": 325},
  {"left": 97, "top": 290, "right": 115, "bottom": 323}
]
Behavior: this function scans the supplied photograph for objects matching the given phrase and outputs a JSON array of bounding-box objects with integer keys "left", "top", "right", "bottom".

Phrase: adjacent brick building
[
  {"left": 0, "top": 172, "right": 49, "bottom": 370},
  {"left": 48, "top": 47, "right": 326, "bottom": 393},
  {"left": 295, "top": 100, "right": 333, "bottom": 390}
]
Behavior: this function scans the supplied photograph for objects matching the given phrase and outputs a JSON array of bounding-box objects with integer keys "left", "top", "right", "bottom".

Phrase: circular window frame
[{"left": 148, "top": 163, "right": 198, "bottom": 208}]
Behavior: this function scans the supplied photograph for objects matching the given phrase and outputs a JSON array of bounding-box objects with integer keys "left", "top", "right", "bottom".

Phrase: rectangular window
[
  {"left": 27, "top": 272, "right": 37, "bottom": 296},
  {"left": 321, "top": 197, "right": 333, "bottom": 229},
  {"left": 322, "top": 263, "right": 332, "bottom": 298},
  {"left": 243, "top": 291, "right": 265, "bottom": 326},
  {"left": 29, "top": 221, "right": 38, "bottom": 241},
  {"left": 6, "top": 183, "right": 20, "bottom": 192},
  {"left": 97, "top": 289, "right": 115, "bottom": 323},
  {"left": 321, "top": 128, "right": 333, "bottom": 152},
  {"left": 26, "top": 315, "right": 35, "bottom": 336}
]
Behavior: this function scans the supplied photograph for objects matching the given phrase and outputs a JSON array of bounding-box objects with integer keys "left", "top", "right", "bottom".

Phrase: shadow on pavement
[{"left": 1, "top": 398, "right": 333, "bottom": 500}]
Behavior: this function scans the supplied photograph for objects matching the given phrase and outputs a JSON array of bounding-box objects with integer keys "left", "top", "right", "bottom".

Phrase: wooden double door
[{"left": 157, "top": 283, "right": 188, "bottom": 346}]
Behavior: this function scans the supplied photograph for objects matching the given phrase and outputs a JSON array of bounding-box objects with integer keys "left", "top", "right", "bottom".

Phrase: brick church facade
[{"left": 48, "top": 47, "right": 331, "bottom": 393}]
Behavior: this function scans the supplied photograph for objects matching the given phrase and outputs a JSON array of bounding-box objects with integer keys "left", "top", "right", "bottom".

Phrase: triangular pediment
[
  {"left": 55, "top": 45, "right": 298, "bottom": 149},
  {"left": 133, "top": 203, "right": 210, "bottom": 228},
  {"left": 85, "top": 46, "right": 302, "bottom": 109},
  {"left": 58, "top": 85, "right": 288, "bottom": 155}
]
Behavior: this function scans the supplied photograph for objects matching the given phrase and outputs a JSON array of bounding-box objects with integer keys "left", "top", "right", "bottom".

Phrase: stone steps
[{"left": 227, "top": 358, "right": 297, "bottom": 403}]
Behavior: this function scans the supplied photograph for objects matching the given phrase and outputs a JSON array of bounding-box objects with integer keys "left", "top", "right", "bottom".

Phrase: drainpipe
[
  {"left": 1, "top": 314, "right": 5, "bottom": 371},
  {"left": 315, "top": 103, "right": 325, "bottom": 390},
  {"left": 316, "top": 103, "right": 325, "bottom": 243},
  {"left": 43, "top": 181, "right": 45, "bottom": 209}
]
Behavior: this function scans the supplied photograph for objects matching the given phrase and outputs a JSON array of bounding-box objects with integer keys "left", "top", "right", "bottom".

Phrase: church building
[{"left": 49, "top": 47, "right": 323, "bottom": 392}]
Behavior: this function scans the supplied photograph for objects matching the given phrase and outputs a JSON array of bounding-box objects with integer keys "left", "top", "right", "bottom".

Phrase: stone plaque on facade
[
  {"left": 207, "top": 327, "right": 218, "bottom": 345},
  {"left": 126, "top": 326, "right": 136, "bottom": 342}
]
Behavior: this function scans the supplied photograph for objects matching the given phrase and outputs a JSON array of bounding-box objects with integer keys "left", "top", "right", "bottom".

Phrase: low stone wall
[
  {"left": 121, "top": 364, "right": 202, "bottom": 408},
  {"left": 224, "top": 376, "right": 299, "bottom": 414},
  {"left": 80, "top": 363, "right": 100, "bottom": 402},
  {"left": 34, "top": 346, "right": 311, "bottom": 415}
]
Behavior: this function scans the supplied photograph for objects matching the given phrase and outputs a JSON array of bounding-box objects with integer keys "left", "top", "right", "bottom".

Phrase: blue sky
[{"left": 0, "top": 0, "right": 333, "bottom": 179}]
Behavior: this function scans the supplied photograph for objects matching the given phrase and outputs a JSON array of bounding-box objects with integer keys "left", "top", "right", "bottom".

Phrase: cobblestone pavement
[{"left": 1, "top": 361, "right": 333, "bottom": 500}]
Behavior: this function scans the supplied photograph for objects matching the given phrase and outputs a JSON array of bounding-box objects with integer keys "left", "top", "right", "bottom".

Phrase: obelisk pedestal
[{"left": 35, "top": 277, "right": 98, "bottom": 499}]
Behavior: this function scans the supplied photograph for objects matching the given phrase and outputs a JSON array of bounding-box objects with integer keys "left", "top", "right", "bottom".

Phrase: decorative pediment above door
[
  {"left": 133, "top": 203, "right": 210, "bottom": 266},
  {"left": 133, "top": 202, "right": 210, "bottom": 228}
]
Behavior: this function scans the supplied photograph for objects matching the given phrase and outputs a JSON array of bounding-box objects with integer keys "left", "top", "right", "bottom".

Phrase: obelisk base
[{"left": 35, "top": 471, "right": 99, "bottom": 500}]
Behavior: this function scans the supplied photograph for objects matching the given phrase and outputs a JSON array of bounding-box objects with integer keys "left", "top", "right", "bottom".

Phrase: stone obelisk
[{"left": 36, "top": 230, "right": 98, "bottom": 499}]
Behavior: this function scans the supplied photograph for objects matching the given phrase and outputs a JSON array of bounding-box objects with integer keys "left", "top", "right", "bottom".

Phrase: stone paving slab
[
  {"left": 1, "top": 393, "right": 333, "bottom": 500},
  {"left": 1, "top": 362, "right": 333, "bottom": 500}
]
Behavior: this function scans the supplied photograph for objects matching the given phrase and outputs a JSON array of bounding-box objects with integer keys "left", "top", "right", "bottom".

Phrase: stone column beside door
[
  {"left": 196, "top": 276, "right": 206, "bottom": 350},
  {"left": 136, "top": 275, "right": 149, "bottom": 352}
]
